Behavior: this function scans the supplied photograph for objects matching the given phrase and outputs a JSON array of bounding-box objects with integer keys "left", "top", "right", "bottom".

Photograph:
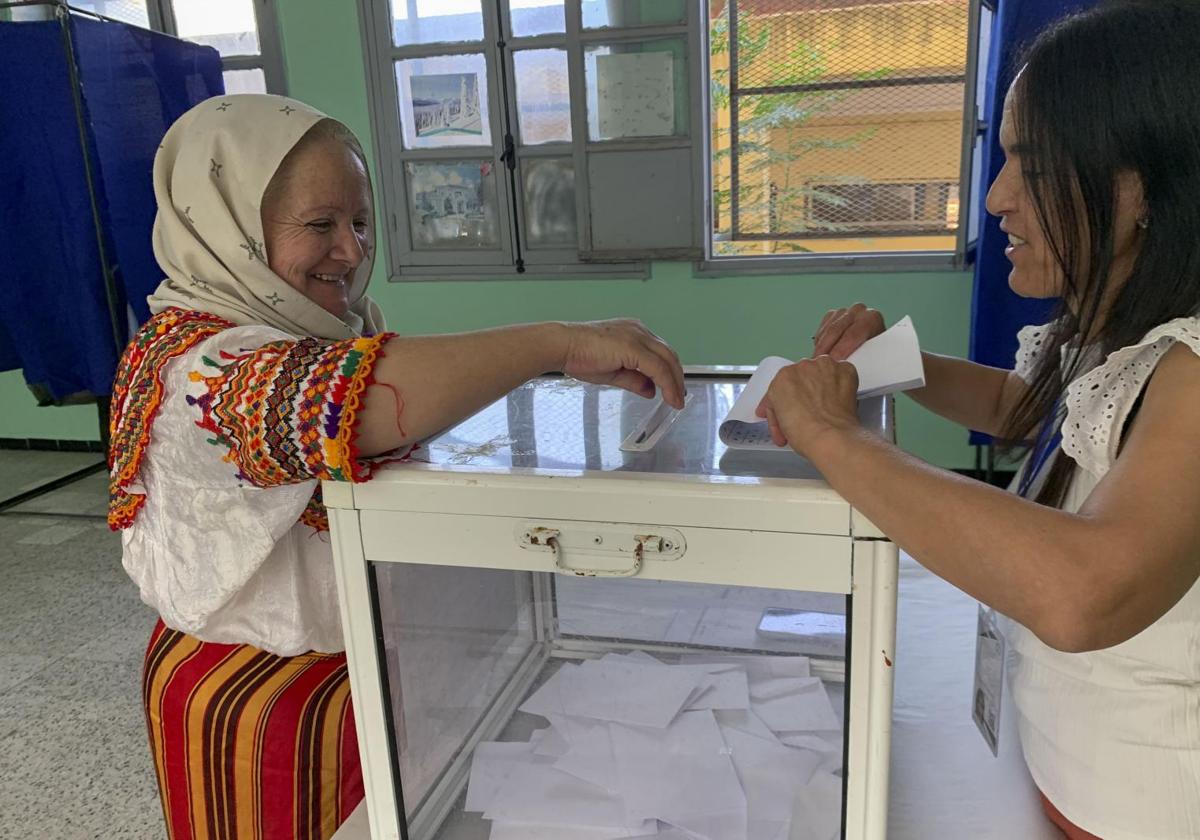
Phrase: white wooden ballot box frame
[{"left": 326, "top": 380, "right": 899, "bottom": 840}]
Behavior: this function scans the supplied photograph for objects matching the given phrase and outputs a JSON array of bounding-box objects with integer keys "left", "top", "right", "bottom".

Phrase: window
[
  {"left": 707, "top": 0, "right": 991, "bottom": 268},
  {"left": 68, "top": 0, "right": 286, "bottom": 94},
  {"left": 807, "top": 181, "right": 959, "bottom": 232},
  {"left": 361, "top": 0, "right": 705, "bottom": 279}
]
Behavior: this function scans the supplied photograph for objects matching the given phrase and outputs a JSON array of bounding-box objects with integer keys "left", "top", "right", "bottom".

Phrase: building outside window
[{"left": 709, "top": 0, "right": 988, "bottom": 265}]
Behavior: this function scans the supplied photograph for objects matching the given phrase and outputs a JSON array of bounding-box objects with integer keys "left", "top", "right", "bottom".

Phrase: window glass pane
[
  {"left": 395, "top": 55, "right": 491, "bottom": 150},
  {"left": 406, "top": 160, "right": 500, "bottom": 249},
  {"left": 966, "top": 133, "right": 985, "bottom": 244},
  {"left": 173, "top": 0, "right": 259, "bottom": 56},
  {"left": 373, "top": 556, "right": 847, "bottom": 838},
  {"left": 976, "top": 5, "right": 993, "bottom": 120},
  {"left": 222, "top": 67, "right": 266, "bottom": 95},
  {"left": 582, "top": 0, "right": 685, "bottom": 29},
  {"left": 709, "top": 0, "right": 967, "bottom": 257},
  {"left": 965, "top": 4, "right": 995, "bottom": 247},
  {"left": 808, "top": 182, "right": 958, "bottom": 231},
  {"left": 522, "top": 157, "right": 576, "bottom": 247},
  {"left": 513, "top": 49, "right": 571, "bottom": 145},
  {"left": 585, "top": 40, "right": 688, "bottom": 141},
  {"left": 510, "top": 0, "right": 564, "bottom": 36},
  {"left": 391, "top": 0, "right": 483, "bottom": 46},
  {"left": 69, "top": 0, "right": 149, "bottom": 27}
]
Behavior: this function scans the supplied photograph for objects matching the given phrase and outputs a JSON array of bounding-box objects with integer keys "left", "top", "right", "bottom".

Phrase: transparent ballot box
[{"left": 326, "top": 371, "right": 898, "bottom": 840}]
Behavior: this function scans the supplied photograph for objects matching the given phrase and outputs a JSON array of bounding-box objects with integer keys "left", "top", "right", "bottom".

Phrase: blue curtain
[
  {"left": 967, "top": 0, "right": 1098, "bottom": 445},
  {"left": 0, "top": 20, "right": 118, "bottom": 402},
  {"left": 0, "top": 15, "right": 220, "bottom": 404},
  {"left": 0, "top": 322, "right": 21, "bottom": 375},
  {"left": 72, "top": 16, "right": 223, "bottom": 324}
]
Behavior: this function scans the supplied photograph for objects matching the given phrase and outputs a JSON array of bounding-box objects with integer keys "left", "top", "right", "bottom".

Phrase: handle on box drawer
[
  {"left": 549, "top": 534, "right": 644, "bottom": 577},
  {"left": 519, "top": 526, "right": 675, "bottom": 577}
]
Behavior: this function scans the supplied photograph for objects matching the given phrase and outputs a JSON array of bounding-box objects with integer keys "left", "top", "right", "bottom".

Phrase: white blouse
[
  {"left": 117, "top": 317, "right": 395, "bottom": 657},
  {"left": 1004, "top": 318, "right": 1200, "bottom": 840}
]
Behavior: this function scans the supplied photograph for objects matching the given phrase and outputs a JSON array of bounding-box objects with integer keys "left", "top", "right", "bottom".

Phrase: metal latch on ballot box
[{"left": 517, "top": 523, "right": 686, "bottom": 577}]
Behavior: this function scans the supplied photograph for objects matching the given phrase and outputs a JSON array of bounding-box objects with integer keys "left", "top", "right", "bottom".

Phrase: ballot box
[{"left": 325, "top": 369, "right": 898, "bottom": 840}]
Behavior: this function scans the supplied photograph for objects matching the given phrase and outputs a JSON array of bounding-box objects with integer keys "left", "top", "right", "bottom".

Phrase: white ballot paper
[
  {"left": 719, "top": 315, "right": 925, "bottom": 450},
  {"left": 518, "top": 659, "right": 701, "bottom": 729},
  {"left": 467, "top": 652, "right": 843, "bottom": 840},
  {"left": 466, "top": 740, "right": 545, "bottom": 812},
  {"left": 750, "top": 676, "right": 841, "bottom": 733}
]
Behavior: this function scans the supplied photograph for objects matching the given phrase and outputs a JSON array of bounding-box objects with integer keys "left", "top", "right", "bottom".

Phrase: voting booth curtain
[
  {"left": 0, "top": 12, "right": 221, "bottom": 405},
  {"left": 967, "top": 0, "right": 1099, "bottom": 445}
]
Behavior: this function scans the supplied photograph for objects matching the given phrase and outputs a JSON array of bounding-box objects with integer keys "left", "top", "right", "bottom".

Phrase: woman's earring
[{"left": 1136, "top": 212, "right": 1150, "bottom": 230}]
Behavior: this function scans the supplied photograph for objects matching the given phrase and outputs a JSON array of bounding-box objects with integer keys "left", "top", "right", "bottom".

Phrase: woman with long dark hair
[{"left": 759, "top": 3, "right": 1200, "bottom": 837}]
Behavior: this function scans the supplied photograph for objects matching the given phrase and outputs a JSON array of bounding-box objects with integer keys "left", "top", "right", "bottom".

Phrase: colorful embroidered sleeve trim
[
  {"left": 187, "top": 332, "right": 396, "bottom": 487},
  {"left": 108, "top": 308, "right": 235, "bottom": 531},
  {"left": 299, "top": 485, "right": 330, "bottom": 533}
]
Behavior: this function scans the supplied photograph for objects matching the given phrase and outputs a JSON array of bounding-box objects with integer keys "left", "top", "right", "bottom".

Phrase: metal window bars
[{"left": 712, "top": 0, "right": 971, "bottom": 254}]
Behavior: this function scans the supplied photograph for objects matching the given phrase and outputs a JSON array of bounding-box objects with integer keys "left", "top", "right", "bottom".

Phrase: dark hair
[{"left": 999, "top": 0, "right": 1200, "bottom": 506}]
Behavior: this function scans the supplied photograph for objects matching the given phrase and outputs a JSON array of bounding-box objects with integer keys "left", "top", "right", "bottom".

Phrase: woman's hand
[
  {"left": 756, "top": 356, "right": 861, "bottom": 458},
  {"left": 560, "top": 319, "right": 686, "bottom": 408},
  {"left": 812, "top": 303, "right": 885, "bottom": 360}
]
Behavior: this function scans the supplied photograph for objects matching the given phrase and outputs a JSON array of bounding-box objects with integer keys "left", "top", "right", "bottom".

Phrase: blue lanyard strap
[{"left": 1018, "top": 400, "right": 1064, "bottom": 499}]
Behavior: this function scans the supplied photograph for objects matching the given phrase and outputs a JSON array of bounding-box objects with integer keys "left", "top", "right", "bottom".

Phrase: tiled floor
[
  {"left": 0, "top": 451, "right": 163, "bottom": 838},
  {"left": 0, "top": 449, "right": 103, "bottom": 499},
  {"left": 6, "top": 469, "right": 109, "bottom": 518}
]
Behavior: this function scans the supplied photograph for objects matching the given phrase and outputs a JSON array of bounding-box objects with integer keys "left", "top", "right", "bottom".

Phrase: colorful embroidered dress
[
  {"left": 125, "top": 93, "right": 395, "bottom": 840},
  {"left": 109, "top": 307, "right": 399, "bottom": 840},
  {"left": 111, "top": 307, "right": 396, "bottom": 656}
]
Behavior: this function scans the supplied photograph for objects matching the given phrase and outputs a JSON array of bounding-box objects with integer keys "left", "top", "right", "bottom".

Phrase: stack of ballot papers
[
  {"left": 719, "top": 315, "right": 925, "bottom": 450},
  {"left": 464, "top": 651, "right": 844, "bottom": 840}
]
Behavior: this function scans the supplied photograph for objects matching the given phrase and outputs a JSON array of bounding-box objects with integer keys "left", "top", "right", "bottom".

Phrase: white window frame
[
  {"left": 45, "top": 0, "right": 287, "bottom": 94},
  {"left": 697, "top": 0, "right": 994, "bottom": 276},
  {"left": 150, "top": 0, "right": 286, "bottom": 95},
  {"left": 360, "top": 0, "right": 710, "bottom": 281}
]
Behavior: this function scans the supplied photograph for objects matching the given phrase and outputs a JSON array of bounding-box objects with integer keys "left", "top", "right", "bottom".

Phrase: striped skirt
[{"left": 142, "top": 620, "right": 364, "bottom": 840}]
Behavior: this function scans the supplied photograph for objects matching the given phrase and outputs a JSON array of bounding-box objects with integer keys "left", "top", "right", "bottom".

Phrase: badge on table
[{"left": 972, "top": 604, "right": 1005, "bottom": 756}]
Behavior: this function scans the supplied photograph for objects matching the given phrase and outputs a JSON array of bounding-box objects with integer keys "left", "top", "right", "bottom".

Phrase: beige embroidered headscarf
[{"left": 147, "top": 94, "right": 385, "bottom": 339}]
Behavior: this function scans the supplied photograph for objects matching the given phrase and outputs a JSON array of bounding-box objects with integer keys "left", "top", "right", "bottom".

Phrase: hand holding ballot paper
[{"left": 720, "top": 316, "right": 924, "bottom": 452}]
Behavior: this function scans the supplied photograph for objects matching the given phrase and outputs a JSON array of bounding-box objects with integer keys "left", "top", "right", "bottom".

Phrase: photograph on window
[
  {"left": 596, "top": 51, "right": 675, "bottom": 139},
  {"left": 395, "top": 55, "right": 492, "bottom": 150},
  {"left": 406, "top": 161, "right": 499, "bottom": 249},
  {"left": 410, "top": 73, "right": 483, "bottom": 138},
  {"left": 585, "top": 42, "right": 687, "bottom": 142}
]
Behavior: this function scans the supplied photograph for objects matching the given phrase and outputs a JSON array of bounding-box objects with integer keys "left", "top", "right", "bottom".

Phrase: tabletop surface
[{"left": 403, "top": 374, "right": 890, "bottom": 483}]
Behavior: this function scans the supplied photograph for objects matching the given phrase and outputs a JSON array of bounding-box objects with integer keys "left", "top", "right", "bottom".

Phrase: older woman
[{"left": 109, "top": 94, "right": 684, "bottom": 840}]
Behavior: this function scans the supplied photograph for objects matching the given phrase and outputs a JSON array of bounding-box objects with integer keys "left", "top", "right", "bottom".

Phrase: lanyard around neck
[{"left": 1018, "top": 399, "right": 1064, "bottom": 499}]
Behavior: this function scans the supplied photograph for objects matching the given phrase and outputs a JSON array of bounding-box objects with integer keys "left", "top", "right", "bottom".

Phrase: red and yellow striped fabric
[
  {"left": 142, "top": 620, "right": 364, "bottom": 840},
  {"left": 1040, "top": 791, "right": 1104, "bottom": 840}
]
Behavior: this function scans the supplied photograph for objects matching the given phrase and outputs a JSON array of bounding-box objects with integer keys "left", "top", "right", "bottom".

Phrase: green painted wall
[
  {"left": 0, "top": 371, "right": 104, "bottom": 439},
  {"left": 0, "top": 0, "right": 979, "bottom": 470}
]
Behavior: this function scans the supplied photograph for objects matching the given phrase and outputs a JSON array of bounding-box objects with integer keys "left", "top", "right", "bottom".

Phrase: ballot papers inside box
[{"left": 326, "top": 372, "right": 899, "bottom": 840}]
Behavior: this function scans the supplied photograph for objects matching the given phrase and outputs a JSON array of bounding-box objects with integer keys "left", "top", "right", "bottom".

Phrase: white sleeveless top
[{"left": 1003, "top": 317, "right": 1200, "bottom": 840}]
